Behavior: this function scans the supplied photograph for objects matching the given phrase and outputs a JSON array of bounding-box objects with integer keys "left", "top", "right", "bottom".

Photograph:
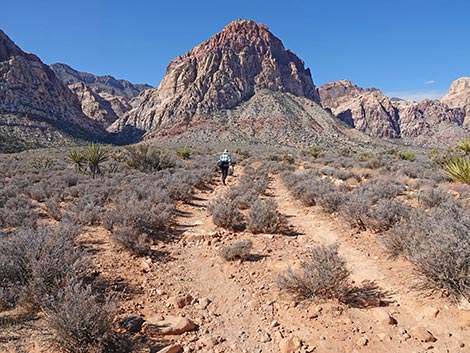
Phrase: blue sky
[{"left": 1, "top": 0, "right": 469, "bottom": 100}]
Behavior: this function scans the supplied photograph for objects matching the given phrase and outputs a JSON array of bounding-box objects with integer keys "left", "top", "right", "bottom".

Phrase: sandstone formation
[
  {"left": 320, "top": 79, "right": 470, "bottom": 146},
  {"left": 441, "top": 77, "right": 470, "bottom": 123},
  {"left": 68, "top": 82, "right": 130, "bottom": 126},
  {"left": 50, "top": 63, "right": 151, "bottom": 100},
  {"left": 0, "top": 29, "right": 107, "bottom": 151},
  {"left": 112, "top": 19, "right": 349, "bottom": 146}
]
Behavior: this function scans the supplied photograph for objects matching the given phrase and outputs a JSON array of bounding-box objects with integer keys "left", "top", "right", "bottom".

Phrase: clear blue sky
[{"left": 2, "top": 0, "right": 469, "bottom": 100}]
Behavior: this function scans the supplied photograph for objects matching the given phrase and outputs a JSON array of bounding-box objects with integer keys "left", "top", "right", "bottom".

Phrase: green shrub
[
  {"left": 457, "top": 139, "right": 470, "bottom": 155},
  {"left": 396, "top": 151, "right": 416, "bottom": 162},
  {"left": 82, "top": 144, "right": 109, "bottom": 178},
  {"left": 301, "top": 146, "right": 322, "bottom": 159},
  {"left": 124, "top": 145, "right": 175, "bottom": 172},
  {"left": 175, "top": 146, "right": 191, "bottom": 160}
]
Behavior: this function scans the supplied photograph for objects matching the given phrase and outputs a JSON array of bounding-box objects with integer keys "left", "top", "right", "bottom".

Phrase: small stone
[
  {"left": 279, "top": 336, "right": 302, "bottom": 353},
  {"left": 377, "top": 333, "right": 391, "bottom": 341},
  {"left": 142, "top": 315, "right": 195, "bottom": 336},
  {"left": 412, "top": 327, "right": 437, "bottom": 343},
  {"left": 372, "top": 308, "right": 397, "bottom": 325},
  {"left": 271, "top": 320, "right": 280, "bottom": 327},
  {"left": 356, "top": 337, "right": 368, "bottom": 346},
  {"left": 423, "top": 307, "right": 440, "bottom": 318},
  {"left": 120, "top": 315, "right": 145, "bottom": 333},
  {"left": 158, "top": 344, "right": 183, "bottom": 353},
  {"left": 168, "top": 294, "right": 194, "bottom": 309},
  {"left": 197, "top": 297, "right": 211, "bottom": 310}
]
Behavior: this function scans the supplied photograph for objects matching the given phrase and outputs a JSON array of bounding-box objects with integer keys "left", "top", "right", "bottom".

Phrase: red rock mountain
[
  {"left": 112, "top": 19, "right": 344, "bottom": 145},
  {"left": 441, "top": 77, "right": 470, "bottom": 123},
  {"left": 0, "top": 29, "right": 107, "bottom": 151}
]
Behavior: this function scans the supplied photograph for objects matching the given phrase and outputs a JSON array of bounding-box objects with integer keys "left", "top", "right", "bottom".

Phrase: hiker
[{"left": 218, "top": 149, "right": 232, "bottom": 185}]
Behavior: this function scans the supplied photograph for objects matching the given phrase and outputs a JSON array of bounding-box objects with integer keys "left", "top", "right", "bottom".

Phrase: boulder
[{"left": 142, "top": 315, "right": 196, "bottom": 336}]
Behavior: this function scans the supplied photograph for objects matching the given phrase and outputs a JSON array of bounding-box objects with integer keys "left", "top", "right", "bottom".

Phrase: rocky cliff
[
  {"left": 50, "top": 63, "right": 152, "bottom": 100},
  {"left": 319, "top": 80, "right": 400, "bottom": 138},
  {"left": 113, "top": 19, "right": 327, "bottom": 144},
  {"left": 0, "top": 29, "right": 107, "bottom": 151},
  {"left": 441, "top": 77, "right": 470, "bottom": 124},
  {"left": 319, "top": 80, "right": 469, "bottom": 145}
]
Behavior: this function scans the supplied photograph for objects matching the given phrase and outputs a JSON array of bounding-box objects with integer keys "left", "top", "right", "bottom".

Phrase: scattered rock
[
  {"left": 412, "top": 327, "right": 437, "bottom": 343},
  {"left": 197, "top": 297, "right": 211, "bottom": 310},
  {"left": 168, "top": 294, "right": 194, "bottom": 309},
  {"left": 372, "top": 308, "right": 397, "bottom": 325},
  {"left": 377, "top": 333, "right": 391, "bottom": 341},
  {"left": 423, "top": 307, "right": 440, "bottom": 318},
  {"left": 356, "top": 337, "right": 368, "bottom": 346},
  {"left": 142, "top": 315, "right": 196, "bottom": 336},
  {"left": 158, "top": 344, "right": 183, "bottom": 353},
  {"left": 120, "top": 315, "right": 145, "bottom": 333},
  {"left": 279, "top": 336, "right": 301, "bottom": 353}
]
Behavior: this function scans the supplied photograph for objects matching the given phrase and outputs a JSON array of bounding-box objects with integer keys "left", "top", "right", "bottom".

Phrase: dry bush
[
  {"left": 363, "top": 199, "right": 409, "bottom": 232},
  {"left": 208, "top": 197, "right": 244, "bottom": 230},
  {"left": 338, "top": 193, "right": 373, "bottom": 230},
  {"left": 1, "top": 194, "right": 38, "bottom": 228},
  {"left": 358, "top": 178, "right": 405, "bottom": 203},
  {"left": 317, "top": 189, "right": 349, "bottom": 213},
  {"left": 418, "top": 188, "right": 454, "bottom": 209},
  {"left": 247, "top": 198, "right": 286, "bottom": 234},
  {"left": 43, "top": 281, "right": 118, "bottom": 353},
  {"left": 124, "top": 145, "right": 176, "bottom": 172},
  {"left": 111, "top": 226, "right": 149, "bottom": 256},
  {"left": 220, "top": 239, "right": 253, "bottom": 261},
  {"left": 0, "top": 223, "right": 85, "bottom": 309},
  {"left": 45, "top": 198, "right": 62, "bottom": 221},
  {"left": 382, "top": 207, "right": 470, "bottom": 301},
  {"left": 277, "top": 243, "right": 351, "bottom": 302}
]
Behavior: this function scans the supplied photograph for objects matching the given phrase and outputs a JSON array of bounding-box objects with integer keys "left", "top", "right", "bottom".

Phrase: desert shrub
[
  {"left": 358, "top": 178, "right": 405, "bottom": 203},
  {"left": 0, "top": 223, "right": 85, "bottom": 308},
  {"left": 295, "top": 178, "right": 335, "bottom": 206},
  {"left": 418, "top": 188, "right": 454, "bottom": 208},
  {"left": 82, "top": 144, "right": 110, "bottom": 178},
  {"left": 301, "top": 146, "right": 322, "bottom": 159},
  {"left": 175, "top": 146, "right": 191, "bottom": 160},
  {"left": 277, "top": 243, "right": 351, "bottom": 302},
  {"left": 247, "top": 199, "right": 286, "bottom": 234},
  {"left": 356, "top": 152, "right": 374, "bottom": 161},
  {"left": 43, "top": 281, "right": 117, "bottom": 353},
  {"left": 109, "top": 195, "right": 175, "bottom": 237},
  {"left": 220, "top": 239, "right": 253, "bottom": 261},
  {"left": 45, "top": 198, "right": 62, "bottom": 221},
  {"left": 382, "top": 207, "right": 470, "bottom": 300},
  {"left": 444, "top": 157, "right": 470, "bottom": 184},
  {"left": 338, "top": 192, "right": 373, "bottom": 230},
  {"left": 2, "top": 194, "right": 38, "bottom": 228},
  {"left": 111, "top": 226, "right": 149, "bottom": 256},
  {"left": 208, "top": 197, "right": 244, "bottom": 230},
  {"left": 67, "top": 148, "right": 85, "bottom": 173},
  {"left": 363, "top": 199, "right": 409, "bottom": 232},
  {"left": 66, "top": 196, "right": 104, "bottom": 226},
  {"left": 124, "top": 145, "right": 176, "bottom": 172},
  {"left": 29, "top": 155, "right": 55, "bottom": 169},
  {"left": 396, "top": 151, "right": 416, "bottom": 162},
  {"left": 317, "top": 190, "right": 349, "bottom": 213}
]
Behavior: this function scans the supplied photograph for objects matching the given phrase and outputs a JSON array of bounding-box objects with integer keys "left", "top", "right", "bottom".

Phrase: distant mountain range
[{"left": 0, "top": 21, "right": 469, "bottom": 152}]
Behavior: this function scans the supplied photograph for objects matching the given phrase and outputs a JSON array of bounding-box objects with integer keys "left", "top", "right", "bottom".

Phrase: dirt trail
[{"left": 116, "top": 172, "right": 468, "bottom": 353}]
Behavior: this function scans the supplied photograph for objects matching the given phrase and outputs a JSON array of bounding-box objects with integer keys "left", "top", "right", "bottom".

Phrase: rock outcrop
[
  {"left": 68, "top": 82, "right": 130, "bottom": 126},
  {"left": 0, "top": 29, "right": 107, "bottom": 152},
  {"left": 441, "top": 77, "right": 470, "bottom": 123},
  {"left": 319, "top": 81, "right": 400, "bottom": 138},
  {"left": 50, "top": 63, "right": 151, "bottom": 100},
  {"left": 320, "top": 79, "right": 470, "bottom": 145},
  {"left": 113, "top": 19, "right": 337, "bottom": 145}
]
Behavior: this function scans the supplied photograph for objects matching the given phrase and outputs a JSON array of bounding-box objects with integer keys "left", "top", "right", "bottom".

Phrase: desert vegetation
[{"left": 1, "top": 141, "right": 469, "bottom": 352}]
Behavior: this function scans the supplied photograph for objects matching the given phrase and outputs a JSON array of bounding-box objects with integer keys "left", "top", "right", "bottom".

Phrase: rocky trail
[
  {"left": 87, "top": 170, "right": 468, "bottom": 353},
  {"left": 6, "top": 170, "right": 468, "bottom": 353}
]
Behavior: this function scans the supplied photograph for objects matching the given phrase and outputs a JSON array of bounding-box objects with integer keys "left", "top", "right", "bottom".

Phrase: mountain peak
[{"left": 115, "top": 20, "right": 320, "bottom": 136}]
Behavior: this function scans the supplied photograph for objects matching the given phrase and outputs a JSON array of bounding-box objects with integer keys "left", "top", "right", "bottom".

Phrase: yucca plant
[
  {"left": 444, "top": 157, "right": 470, "bottom": 184},
  {"left": 67, "top": 148, "right": 85, "bottom": 173},
  {"left": 82, "top": 143, "right": 109, "bottom": 178},
  {"left": 457, "top": 139, "right": 470, "bottom": 155}
]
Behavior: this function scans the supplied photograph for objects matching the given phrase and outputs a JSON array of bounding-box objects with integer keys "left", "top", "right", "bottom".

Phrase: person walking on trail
[{"left": 218, "top": 149, "right": 232, "bottom": 185}]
